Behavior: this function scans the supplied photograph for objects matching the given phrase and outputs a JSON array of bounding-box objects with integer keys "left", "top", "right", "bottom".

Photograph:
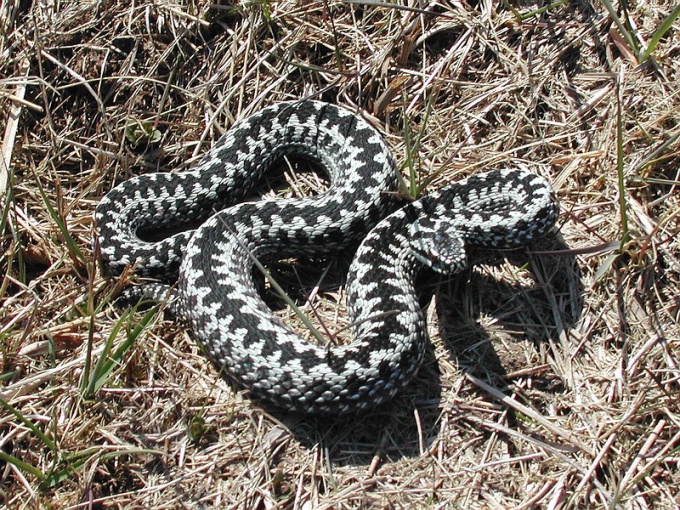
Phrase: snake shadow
[
  {"left": 252, "top": 232, "right": 582, "bottom": 468},
  {"left": 434, "top": 232, "right": 582, "bottom": 391}
]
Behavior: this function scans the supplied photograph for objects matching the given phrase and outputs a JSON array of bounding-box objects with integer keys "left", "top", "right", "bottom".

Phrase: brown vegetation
[{"left": 1, "top": 1, "right": 679, "bottom": 508}]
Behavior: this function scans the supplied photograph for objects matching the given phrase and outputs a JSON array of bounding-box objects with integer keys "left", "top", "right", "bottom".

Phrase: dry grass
[{"left": 1, "top": 1, "right": 679, "bottom": 508}]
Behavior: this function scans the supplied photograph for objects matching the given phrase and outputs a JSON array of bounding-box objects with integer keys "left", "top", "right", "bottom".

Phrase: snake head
[{"left": 409, "top": 217, "right": 468, "bottom": 274}]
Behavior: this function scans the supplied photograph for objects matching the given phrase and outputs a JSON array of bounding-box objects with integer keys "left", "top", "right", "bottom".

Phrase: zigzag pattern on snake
[{"left": 95, "top": 100, "right": 559, "bottom": 415}]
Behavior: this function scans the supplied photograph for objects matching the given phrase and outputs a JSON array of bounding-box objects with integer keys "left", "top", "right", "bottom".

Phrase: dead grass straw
[{"left": 1, "top": 1, "right": 679, "bottom": 508}]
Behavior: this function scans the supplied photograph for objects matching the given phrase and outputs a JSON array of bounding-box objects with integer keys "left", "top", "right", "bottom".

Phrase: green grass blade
[
  {"left": 601, "top": 0, "right": 640, "bottom": 57},
  {"left": 616, "top": 78, "right": 631, "bottom": 251},
  {"left": 81, "top": 259, "right": 98, "bottom": 395},
  {"left": 632, "top": 129, "right": 680, "bottom": 176},
  {"left": 0, "top": 179, "right": 11, "bottom": 236},
  {"left": 81, "top": 306, "right": 128, "bottom": 394},
  {"left": 400, "top": 91, "right": 436, "bottom": 199},
  {"left": 32, "top": 174, "right": 86, "bottom": 268},
  {"left": 83, "top": 304, "right": 159, "bottom": 398},
  {"left": 0, "top": 450, "right": 45, "bottom": 481},
  {"left": 0, "top": 185, "right": 14, "bottom": 299},
  {"left": 99, "top": 447, "right": 163, "bottom": 460},
  {"left": 0, "top": 396, "right": 57, "bottom": 452},
  {"left": 402, "top": 100, "right": 418, "bottom": 199},
  {"left": 43, "top": 447, "right": 163, "bottom": 487},
  {"left": 641, "top": 5, "right": 680, "bottom": 62}
]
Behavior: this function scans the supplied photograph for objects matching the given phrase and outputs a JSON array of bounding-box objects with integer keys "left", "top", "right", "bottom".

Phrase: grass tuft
[
  {"left": 81, "top": 304, "right": 160, "bottom": 399},
  {"left": 1, "top": 1, "right": 679, "bottom": 507}
]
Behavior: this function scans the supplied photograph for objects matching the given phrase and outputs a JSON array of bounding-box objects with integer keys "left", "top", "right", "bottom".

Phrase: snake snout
[{"left": 408, "top": 217, "right": 468, "bottom": 274}]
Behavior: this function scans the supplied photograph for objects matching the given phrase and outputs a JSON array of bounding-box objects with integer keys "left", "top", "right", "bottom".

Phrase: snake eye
[{"left": 408, "top": 217, "right": 468, "bottom": 274}]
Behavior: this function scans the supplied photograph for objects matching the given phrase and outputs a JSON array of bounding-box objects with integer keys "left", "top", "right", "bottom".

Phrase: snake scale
[{"left": 96, "top": 100, "right": 559, "bottom": 415}]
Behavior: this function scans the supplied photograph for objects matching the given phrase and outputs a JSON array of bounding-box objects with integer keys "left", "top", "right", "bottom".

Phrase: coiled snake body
[{"left": 96, "top": 101, "right": 558, "bottom": 415}]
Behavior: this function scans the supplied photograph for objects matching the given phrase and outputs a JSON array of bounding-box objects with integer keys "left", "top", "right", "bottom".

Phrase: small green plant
[
  {"left": 124, "top": 120, "right": 162, "bottom": 147},
  {"left": 81, "top": 302, "right": 159, "bottom": 398},
  {"left": 186, "top": 411, "right": 221, "bottom": 444},
  {"left": 187, "top": 413, "right": 208, "bottom": 441},
  {"left": 399, "top": 91, "right": 437, "bottom": 200}
]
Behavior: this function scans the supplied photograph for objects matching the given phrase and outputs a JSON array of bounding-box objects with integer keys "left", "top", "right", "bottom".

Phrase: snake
[{"left": 95, "top": 100, "right": 559, "bottom": 415}]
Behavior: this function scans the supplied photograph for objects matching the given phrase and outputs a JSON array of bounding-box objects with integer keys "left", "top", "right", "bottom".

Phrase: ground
[{"left": 1, "top": 1, "right": 679, "bottom": 508}]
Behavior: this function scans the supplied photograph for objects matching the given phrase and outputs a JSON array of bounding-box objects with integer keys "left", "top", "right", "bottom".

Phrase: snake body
[{"left": 96, "top": 100, "right": 558, "bottom": 415}]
